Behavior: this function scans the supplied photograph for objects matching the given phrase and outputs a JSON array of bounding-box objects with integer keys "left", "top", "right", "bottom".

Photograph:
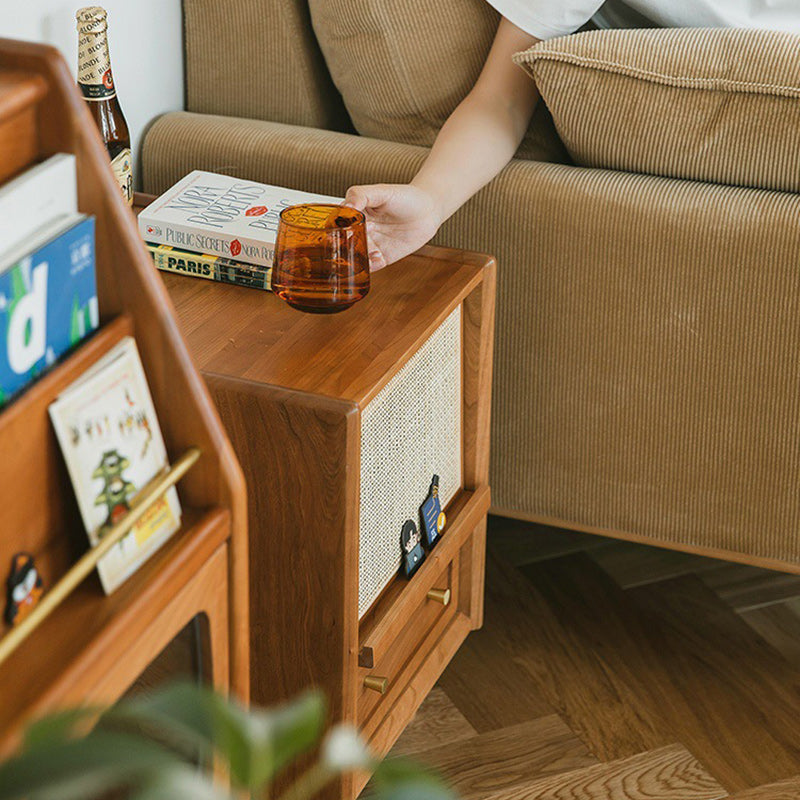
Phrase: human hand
[{"left": 344, "top": 183, "right": 442, "bottom": 271}]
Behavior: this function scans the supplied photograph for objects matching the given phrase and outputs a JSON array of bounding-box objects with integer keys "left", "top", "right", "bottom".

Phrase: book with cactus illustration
[
  {"left": 0, "top": 214, "right": 98, "bottom": 407},
  {"left": 49, "top": 336, "right": 182, "bottom": 594}
]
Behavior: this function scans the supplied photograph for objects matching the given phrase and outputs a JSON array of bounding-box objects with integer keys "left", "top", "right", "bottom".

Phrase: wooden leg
[{"left": 459, "top": 522, "right": 487, "bottom": 630}]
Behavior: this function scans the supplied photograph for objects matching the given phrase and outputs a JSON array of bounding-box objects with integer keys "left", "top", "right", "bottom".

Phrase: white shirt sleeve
[{"left": 486, "top": 0, "right": 608, "bottom": 39}]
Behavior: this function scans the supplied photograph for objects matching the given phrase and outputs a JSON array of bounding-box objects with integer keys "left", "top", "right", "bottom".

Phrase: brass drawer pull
[
  {"left": 427, "top": 587, "right": 451, "bottom": 606},
  {"left": 364, "top": 675, "right": 389, "bottom": 694}
]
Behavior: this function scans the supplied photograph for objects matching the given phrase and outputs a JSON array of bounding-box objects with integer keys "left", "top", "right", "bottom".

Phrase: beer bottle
[{"left": 76, "top": 6, "right": 133, "bottom": 206}]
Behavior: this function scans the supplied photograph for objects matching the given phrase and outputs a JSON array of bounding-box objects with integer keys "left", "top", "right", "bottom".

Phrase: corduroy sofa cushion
[
  {"left": 307, "top": 0, "right": 569, "bottom": 163},
  {"left": 183, "top": 0, "right": 351, "bottom": 132},
  {"left": 514, "top": 28, "right": 800, "bottom": 192}
]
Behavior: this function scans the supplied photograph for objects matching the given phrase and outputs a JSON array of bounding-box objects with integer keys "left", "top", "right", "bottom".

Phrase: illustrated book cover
[
  {"left": 138, "top": 170, "right": 341, "bottom": 268},
  {"left": 49, "top": 336, "right": 182, "bottom": 594},
  {"left": 0, "top": 214, "right": 98, "bottom": 406}
]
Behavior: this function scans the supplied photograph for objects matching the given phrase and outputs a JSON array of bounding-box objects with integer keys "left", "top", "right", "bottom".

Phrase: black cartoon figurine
[
  {"left": 5, "top": 553, "right": 44, "bottom": 626},
  {"left": 419, "top": 474, "right": 447, "bottom": 549},
  {"left": 93, "top": 449, "right": 136, "bottom": 530},
  {"left": 401, "top": 519, "right": 425, "bottom": 578}
]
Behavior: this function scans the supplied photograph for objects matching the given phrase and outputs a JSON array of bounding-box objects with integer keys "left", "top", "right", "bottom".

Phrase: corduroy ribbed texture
[
  {"left": 143, "top": 113, "right": 800, "bottom": 566},
  {"left": 307, "top": 0, "right": 569, "bottom": 163},
  {"left": 183, "top": 0, "right": 350, "bottom": 131},
  {"left": 515, "top": 28, "right": 800, "bottom": 192}
]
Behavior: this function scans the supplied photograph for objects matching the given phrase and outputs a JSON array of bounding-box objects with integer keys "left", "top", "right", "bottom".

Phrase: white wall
[{"left": 1, "top": 0, "right": 184, "bottom": 186}]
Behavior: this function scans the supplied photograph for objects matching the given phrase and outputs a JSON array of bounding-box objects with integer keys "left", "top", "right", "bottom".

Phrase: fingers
[
  {"left": 365, "top": 225, "right": 386, "bottom": 271},
  {"left": 369, "top": 249, "right": 387, "bottom": 272},
  {"left": 344, "top": 184, "right": 394, "bottom": 213}
]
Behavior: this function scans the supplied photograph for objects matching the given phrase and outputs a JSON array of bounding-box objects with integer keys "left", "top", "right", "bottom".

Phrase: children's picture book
[
  {"left": 138, "top": 170, "right": 341, "bottom": 268},
  {"left": 49, "top": 336, "right": 182, "bottom": 594},
  {"left": 0, "top": 214, "right": 98, "bottom": 407},
  {"left": 0, "top": 154, "right": 78, "bottom": 261}
]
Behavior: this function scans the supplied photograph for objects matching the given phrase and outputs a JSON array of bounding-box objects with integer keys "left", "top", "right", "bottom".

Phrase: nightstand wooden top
[{"left": 161, "top": 245, "right": 494, "bottom": 409}]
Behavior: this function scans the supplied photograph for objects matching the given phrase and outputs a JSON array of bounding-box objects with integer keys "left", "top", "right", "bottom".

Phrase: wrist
[{"left": 409, "top": 177, "right": 448, "bottom": 227}]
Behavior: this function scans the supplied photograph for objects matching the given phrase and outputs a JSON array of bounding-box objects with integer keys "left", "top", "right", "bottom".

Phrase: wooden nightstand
[{"left": 151, "top": 218, "right": 494, "bottom": 797}]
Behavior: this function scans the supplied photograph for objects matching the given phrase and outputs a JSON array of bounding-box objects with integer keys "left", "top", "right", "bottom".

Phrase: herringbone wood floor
[{"left": 389, "top": 516, "right": 800, "bottom": 800}]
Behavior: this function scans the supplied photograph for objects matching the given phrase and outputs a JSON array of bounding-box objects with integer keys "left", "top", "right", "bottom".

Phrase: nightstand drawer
[{"left": 358, "top": 558, "right": 457, "bottom": 727}]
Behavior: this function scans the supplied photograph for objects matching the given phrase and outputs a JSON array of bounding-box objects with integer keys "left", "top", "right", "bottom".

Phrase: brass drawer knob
[
  {"left": 364, "top": 675, "right": 389, "bottom": 694},
  {"left": 427, "top": 587, "right": 451, "bottom": 606}
]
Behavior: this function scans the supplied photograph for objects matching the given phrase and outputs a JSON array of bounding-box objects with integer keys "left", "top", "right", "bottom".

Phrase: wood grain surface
[
  {"left": 169, "top": 244, "right": 497, "bottom": 800},
  {"left": 0, "top": 508, "right": 229, "bottom": 754},
  {"left": 740, "top": 600, "right": 800, "bottom": 670},
  {"left": 505, "top": 554, "right": 671, "bottom": 761},
  {"left": 0, "top": 71, "right": 43, "bottom": 181},
  {"left": 436, "top": 609, "right": 553, "bottom": 733},
  {"left": 417, "top": 715, "right": 596, "bottom": 800},
  {"left": 0, "top": 41, "right": 249, "bottom": 744},
  {"left": 482, "top": 744, "right": 726, "bottom": 800},
  {"left": 393, "top": 516, "right": 800, "bottom": 798},
  {"left": 161, "top": 250, "right": 488, "bottom": 409},
  {"left": 629, "top": 575, "right": 800, "bottom": 791},
  {"left": 390, "top": 688, "right": 476, "bottom": 757},
  {"left": 725, "top": 779, "right": 800, "bottom": 799}
]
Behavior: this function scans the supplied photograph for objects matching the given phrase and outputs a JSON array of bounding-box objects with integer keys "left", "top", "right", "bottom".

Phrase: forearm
[
  {"left": 411, "top": 83, "right": 539, "bottom": 222},
  {"left": 344, "top": 18, "right": 540, "bottom": 270}
]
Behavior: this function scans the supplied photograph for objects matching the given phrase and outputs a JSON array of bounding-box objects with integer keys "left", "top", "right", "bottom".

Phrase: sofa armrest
[
  {"left": 142, "top": 112, "right": 800, "bottom": 568},
  {"left": 141, "top": 112, "right": 430, "bottom": 198}
]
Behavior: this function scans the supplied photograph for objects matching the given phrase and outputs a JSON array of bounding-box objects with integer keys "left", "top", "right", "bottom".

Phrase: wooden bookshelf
[{"left": 0, "top": 39, "right": 248, "bottom": 753}]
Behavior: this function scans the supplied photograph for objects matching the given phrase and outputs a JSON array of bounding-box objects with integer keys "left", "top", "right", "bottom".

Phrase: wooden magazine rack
[{"left": 0, "top": 39, "right": 248, "bottom": 753}]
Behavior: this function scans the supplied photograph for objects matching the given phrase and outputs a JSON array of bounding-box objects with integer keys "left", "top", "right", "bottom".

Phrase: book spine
[
  {"left": 147, "top": 245, "right": 272, "bottom": 291},
  {"left": 139, "top": 216, "right": 275, "bottom": 268}
]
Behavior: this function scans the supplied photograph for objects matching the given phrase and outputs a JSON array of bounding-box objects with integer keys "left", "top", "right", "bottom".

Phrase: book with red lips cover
[{"left": 138, "top": 171, "right": 341, "bottom": 268}]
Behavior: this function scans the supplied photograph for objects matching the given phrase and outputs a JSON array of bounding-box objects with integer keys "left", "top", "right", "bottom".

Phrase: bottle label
[
  {"left": 77, "top": 23, "right": 115, "bottom": 100},
  {"left": 111, "top": 148, "right": 133, "bottom": 206}
]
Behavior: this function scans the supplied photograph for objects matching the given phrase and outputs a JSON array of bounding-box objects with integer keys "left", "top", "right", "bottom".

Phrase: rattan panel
[{"left": 358, "top": 307, "right": 462, "bottom": 617}]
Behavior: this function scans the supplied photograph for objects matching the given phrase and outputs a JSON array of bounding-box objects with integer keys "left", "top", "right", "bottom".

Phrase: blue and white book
[
  {"left": 0, "top": 154, "right": 78, "bottom": 260},
  {"left": 0, "top": 214, "right": 98, "bottom": 406}
]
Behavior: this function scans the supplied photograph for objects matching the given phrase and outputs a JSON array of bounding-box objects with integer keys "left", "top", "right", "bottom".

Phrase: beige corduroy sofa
[{"left": 141, "top": 0, "right": 800, "bottom": 570}]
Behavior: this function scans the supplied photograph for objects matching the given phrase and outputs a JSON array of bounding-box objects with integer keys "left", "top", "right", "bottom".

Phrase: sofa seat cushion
[
  {"left": 515, "top": 28, "right": 800, "bottom": 192},
  {"left": 307, "top": 0, "right": 569, "bottom": 164}
]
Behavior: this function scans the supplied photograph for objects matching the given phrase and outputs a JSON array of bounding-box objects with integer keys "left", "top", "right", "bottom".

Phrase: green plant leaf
[
  {"left": 260, "top": 690, "right": 327, "bottom": 779},
  {"left": 321, "top": 725, "right": 374, "bottom": 772},
  {"left": 372, "top": 782, "right": 457, "bottom": 800},
  {"left": 107, "top": 683, "right": 219, "bottom": 761},
  {"left": 370, "top": 758, "right": 457, "bottom": 800},
  {"left": 130, "top": 765, "right": 232, "bottom": 800},
  {"left": 113, "top": 683, "right": 326, "bottom": 791},
  {"left": 0, "top": 730, "right": 178, "bottom": 800},
  {"left": 216, "top": 689, "right": 327, "bottom": 789},
  {"left": 23, "top": 707, "right": 102, "bottom": 749}
]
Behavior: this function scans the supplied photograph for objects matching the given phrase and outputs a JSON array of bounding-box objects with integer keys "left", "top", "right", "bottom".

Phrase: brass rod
[{"left": 0, "top": 447, "right": 201, "bottom": 667}]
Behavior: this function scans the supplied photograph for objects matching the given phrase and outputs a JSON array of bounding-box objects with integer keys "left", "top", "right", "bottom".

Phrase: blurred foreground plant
[{"left": 0, "top": 683, "right": 455, "bottom": 800}]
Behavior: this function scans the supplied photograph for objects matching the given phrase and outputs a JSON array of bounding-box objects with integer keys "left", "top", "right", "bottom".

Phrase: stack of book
[
  {"left": 0, "top": 153, "right": 98, "bottom": 407},
  {"left": 138, "top": 171, "right": 342, "bottom": 291}
]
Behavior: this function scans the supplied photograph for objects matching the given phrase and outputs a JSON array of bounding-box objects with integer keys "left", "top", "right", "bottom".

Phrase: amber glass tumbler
[{"left": 271, "top": 204, "right": 370, "bottom": 314}]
